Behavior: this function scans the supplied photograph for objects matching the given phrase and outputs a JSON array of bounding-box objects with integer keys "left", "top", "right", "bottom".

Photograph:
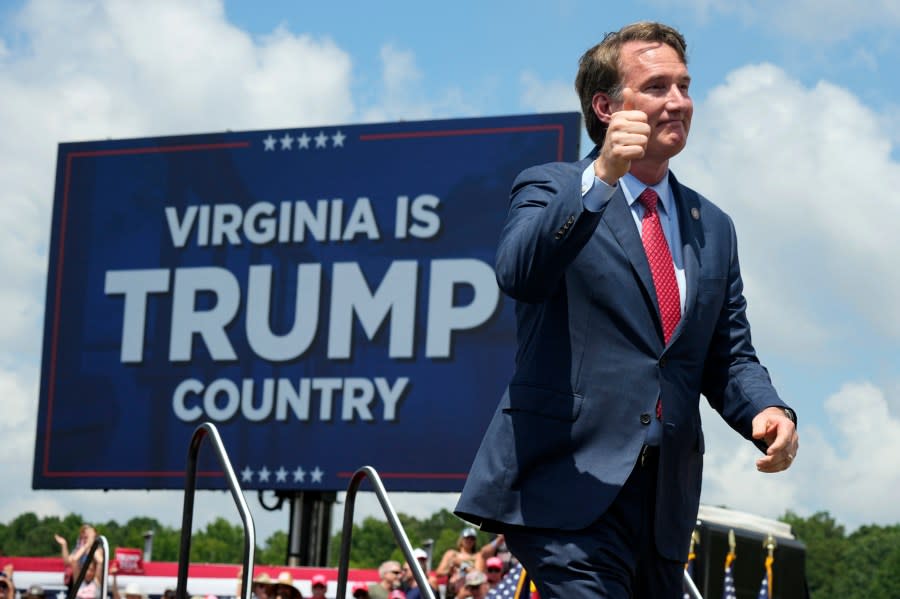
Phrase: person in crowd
[
  {"left": 351, "top": 582, "right": 370, "bottom": 599},
  {"left": 121, "top": 583, "right": 146, "bottom": 599},
  {"left": 55, "top": 524, "right": 104, "bottom": 587},
  {"left": 388, "top": 591, "right": 406, "bottom": 599},
  {"left": 399, "top": 563, "right": 413, "bottom": 594},
  {"left": 482, "top": 558, "right": 504, "bottom": 592},
  {"left": 310, "top": 574, "right": 328, "bottom": 599},
  {"left": 436, "top": 529, "right": 478, "bottom": 595},
  {"left": 75, "top": 560, "right": 99, "bottom": 599},
  {"left": 270, "top": 572, "right": 301, "bottom": 599},
  {"left": 454, "top": 571, "right": 487, "bottom": 599},
  {"left": 475, "top": 536, "right": 509, "bottom": 573},
  {"left": 405, "top": 548, "right": 440, "bottom": 599},
  {"left": 455, "top": 20, "right": 799, "bottom": 599},
  {"left": 368, "top": 561, "right": 402, "bottom": 599},
  {"left": 0, "top": 566, "right": 15, "bottom": 599},
  {"left": 248, "top": 572, "right": 272, "bottom": 599},
  {"left": 22, "top": 584, "right": 45, "bottom": 599}
]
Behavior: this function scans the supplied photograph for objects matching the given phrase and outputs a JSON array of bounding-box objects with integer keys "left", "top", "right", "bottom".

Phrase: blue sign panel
[{"left": 34, "top": 112, "right": 581, "bottom": 491}]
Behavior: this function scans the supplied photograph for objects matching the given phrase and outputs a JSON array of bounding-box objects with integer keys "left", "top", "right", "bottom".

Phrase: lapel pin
[{"left": 691, "top": 207, "right": 700, "bottom": 220}]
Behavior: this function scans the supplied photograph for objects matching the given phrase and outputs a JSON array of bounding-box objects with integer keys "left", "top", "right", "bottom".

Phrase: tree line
[{"left": 2, "top": 509, "right": 899, "bottom": 598}]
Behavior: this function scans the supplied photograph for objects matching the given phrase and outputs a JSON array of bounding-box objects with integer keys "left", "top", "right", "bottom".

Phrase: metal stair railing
[
  {"left": 684, "top": 568, "right": 702, "bottom": 598},
  {"left": 336, "top": 465, "right": 702, "bottom": 599},
  {"left": 336, "top": 466, "right": 435, "bottom": 599},
  {"left": 65, "top": 535, "right": 109, "bottom": 599},
  {"left": 176, "top": 422, "right": 256, "bottom": 599}
]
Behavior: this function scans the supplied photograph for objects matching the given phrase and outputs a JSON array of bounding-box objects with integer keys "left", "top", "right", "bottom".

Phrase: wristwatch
[{"left": 782, "top": 407, "right": 797, "bottom": 427}]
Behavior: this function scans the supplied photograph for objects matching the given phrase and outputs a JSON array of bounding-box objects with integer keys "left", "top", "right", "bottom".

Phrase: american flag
[
  {"left": 757, "top": 555, "right": 773, "bottom": 599},
  {"left": 722, "top": 551, "right": 737, "bottom": 599},
  {"left": 486, "top": 562, "right": 536, "bottom": 599},
  {"left": 682, "top": 550, "right": 696, "bottom": 599}
]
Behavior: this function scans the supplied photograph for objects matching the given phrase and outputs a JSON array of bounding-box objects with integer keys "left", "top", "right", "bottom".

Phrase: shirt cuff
[{"left": 581, "top": 161, "right": 617, "bottom": 212}]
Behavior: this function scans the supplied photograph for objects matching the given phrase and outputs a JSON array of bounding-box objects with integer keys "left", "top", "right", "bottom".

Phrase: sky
[{"left": 1, "top": 0, "right": 899, "bottom": 551}]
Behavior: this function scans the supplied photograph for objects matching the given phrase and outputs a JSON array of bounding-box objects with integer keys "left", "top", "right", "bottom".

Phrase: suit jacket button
[
  {"left": 640, "top": 413, "right": 652, "bottom": 425},
  {"left": 659, "top": 357, "right": 668, "bottom": 368}
]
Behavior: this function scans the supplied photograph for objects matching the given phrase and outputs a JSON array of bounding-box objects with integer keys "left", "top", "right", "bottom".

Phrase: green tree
[
  {"left": 781, "top": 510, "right": 846, "bottom": 599},
  {"left": 257, "top": 531, "right": 288, "bottom": 565},
  {"left": 190, "top": 518, "right": 247, "bottom": 563},
  {"left": 830, "top": 524, "right": 900, "bottom": 599}
]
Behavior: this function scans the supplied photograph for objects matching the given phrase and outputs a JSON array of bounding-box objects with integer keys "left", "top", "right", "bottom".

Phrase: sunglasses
[{"left": 487, "top": 568, "right": 502, "bottom": 573}]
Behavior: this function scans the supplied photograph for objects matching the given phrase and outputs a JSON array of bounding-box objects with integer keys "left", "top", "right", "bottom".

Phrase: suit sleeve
[
  {"left": 494, "top": 162, "right": 608, "bottom": 303},
  {"left": 700, "top": 215, "right": 786, "bottom": 451}
]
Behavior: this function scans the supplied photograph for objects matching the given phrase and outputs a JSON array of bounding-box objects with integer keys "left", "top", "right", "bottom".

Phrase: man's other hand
[{"left": 752, "top": 406, "right": 799, "bottom": 473}]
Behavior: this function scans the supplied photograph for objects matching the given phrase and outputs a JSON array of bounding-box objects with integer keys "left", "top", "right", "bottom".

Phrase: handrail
[
  {"left": 65, "top": 535, "right": 109, "bottom": 599},
  {"left": 683, "top": 568, "right": 703, "bottom": 599},
  {"left": 336, "top": 466, "right": 434, "bottom": 599},
  {"left": 176, "top": 422, "right": 256, "bottom": 599}
]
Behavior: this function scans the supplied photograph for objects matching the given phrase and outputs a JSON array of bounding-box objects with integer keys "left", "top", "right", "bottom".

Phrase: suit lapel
[
  {"left": 600, "top": 171, "right": 704, "bottom": 348},
  {"left": 602, "top": 187, "right": 661, "bottom": 331},
  {"left": 668, "top": 171, "right": 701, "bottom": 345}
]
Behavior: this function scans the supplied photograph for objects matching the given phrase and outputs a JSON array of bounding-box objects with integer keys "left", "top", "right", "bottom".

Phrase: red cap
[
  {"left": 311, "top": 575, "right": 328, "bottom": 588},
  {"left": 486, "top": 557, "right": 503, "bottom": 570},
  {"left": 351, "top": 583, "right": 369, "bottom": 594}
]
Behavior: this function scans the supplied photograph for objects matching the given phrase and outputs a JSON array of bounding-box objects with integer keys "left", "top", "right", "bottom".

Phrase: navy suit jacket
[{"left": 455, "top": 155, "right": 787, "bottom": 562}]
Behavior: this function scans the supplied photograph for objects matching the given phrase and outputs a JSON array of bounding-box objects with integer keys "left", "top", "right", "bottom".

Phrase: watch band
[{"left": 782, "top": 407, "right": 797, "bottom": 427}]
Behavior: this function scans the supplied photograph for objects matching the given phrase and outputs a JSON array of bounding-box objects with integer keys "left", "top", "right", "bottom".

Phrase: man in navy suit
[{"left": 455, "top": 21, "right": 799, "bottom": 598}]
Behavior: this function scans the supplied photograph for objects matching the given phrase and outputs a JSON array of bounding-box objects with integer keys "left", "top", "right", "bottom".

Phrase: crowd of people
[
  {"left": 360, "top": 528, "right": 520, "bottom": 599},
  {"left": 1, "top": 525, "right": 526, "bottom": 599}
]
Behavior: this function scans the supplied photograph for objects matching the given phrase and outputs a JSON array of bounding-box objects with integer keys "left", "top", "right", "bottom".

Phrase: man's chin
[{"left": 653, "top": 135, "right": 688, "bottom": 159}]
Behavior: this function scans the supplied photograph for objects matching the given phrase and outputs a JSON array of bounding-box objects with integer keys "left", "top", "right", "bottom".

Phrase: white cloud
[
  {"left": 701, "top": 381, "right": 900, "bottom": 530},
  {"left": 360, "top": 44, "right": 474, "bottom": 123},
  {"left": 0, "top": 0, "right": 354, "bottom": 361},
  {"left": 651, "top": 0, "right": 900, "bottom": 42},
  {"left": 676, "top": 63, "right": 900, "bottom": 343},
  {"left": 518, "top": 71, "right": 579, "bottom": 114},
  {"left": 0, "top": 0, "right": 435, "bottom": 540}
]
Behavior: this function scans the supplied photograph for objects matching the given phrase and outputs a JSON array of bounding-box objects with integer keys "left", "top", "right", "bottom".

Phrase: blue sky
[{"left": 1, "top": 0, "right": 899, "bottom": 545}]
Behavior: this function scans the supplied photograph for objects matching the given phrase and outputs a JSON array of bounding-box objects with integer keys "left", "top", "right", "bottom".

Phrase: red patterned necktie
[{"left": 638, "top": 188, "right": 681, "bottom": 343}]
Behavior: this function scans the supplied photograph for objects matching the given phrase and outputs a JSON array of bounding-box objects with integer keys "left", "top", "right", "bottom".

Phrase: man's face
[
  {"left": 312, "top": 585, "right": 326, "bottom": 598},
  {"left": 467, "top": 583, "right": 487, "bottom": 599},
  {"left": 613, "top": 40, "right": 693, "bottom": 162},
  {"left": 485, "top": 566, "right": 502, "bottom": 584},
  {"left": 382, "top": 565, "right": 402, "bottom": 588}
]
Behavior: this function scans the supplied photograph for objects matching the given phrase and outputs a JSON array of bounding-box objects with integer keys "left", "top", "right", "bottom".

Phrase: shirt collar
[{"left": 621, "top": 171, "right": 674, "bottom": 217}]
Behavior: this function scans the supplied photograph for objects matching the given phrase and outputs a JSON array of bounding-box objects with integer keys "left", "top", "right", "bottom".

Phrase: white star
[
  {"left": 293, "top": 466, "right": 306, "bottom": 482},
  {"left": 311, "top": 466, "right": 324, "bottom": 483},
  {"left": 314, "top": 131, "right": 328, "bottom": 148},
  {"left": 297, "top": 132, "right": 311, "bottom": 149},
  {"left": 258, "top": 466, "right": 271, "bottom": 482},
  {"left": 57, "top": 592, "right": 66, "bottom": 599},
  {"left": 280, "top": 133, "right": 294, "bottom": 150},
  {"left": 275, "top": 467, "right": 287, "bottom": 483},
  {"left": 240, "top": 466, "right": 254, "bottom": 482},
  {"left": 263, "top": 135, "right": 276, "bottom": 151},
  {"left": 331, "top": 130, "right": 346, "bottom": 147}
]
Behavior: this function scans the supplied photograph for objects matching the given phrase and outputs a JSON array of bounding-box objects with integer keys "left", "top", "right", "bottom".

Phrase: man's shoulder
[
  {"left": 516, "top": 156, "right": 594, "bottom": 183},
  {"left": 670, "top": 173, "right": 732, "bottom": 223}
]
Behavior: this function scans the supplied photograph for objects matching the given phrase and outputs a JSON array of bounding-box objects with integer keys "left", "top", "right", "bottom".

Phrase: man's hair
[{"left": 575, "top": 21, "right": 688, "bottom": 145}]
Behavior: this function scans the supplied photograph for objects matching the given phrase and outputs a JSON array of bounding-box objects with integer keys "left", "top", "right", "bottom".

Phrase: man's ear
[{"left": 592, "top": 91, "right": 614, "bottom": 125}]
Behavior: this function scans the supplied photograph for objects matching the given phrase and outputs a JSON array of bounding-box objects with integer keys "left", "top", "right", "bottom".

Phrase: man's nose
[{"left": 665, "top": 85, "right": 690, "bottom": 109}]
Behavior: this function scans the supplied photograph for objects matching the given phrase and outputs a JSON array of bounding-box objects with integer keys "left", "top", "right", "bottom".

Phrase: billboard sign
[{"left": 34, "top": 112, "right": 581, "bottom": 491}]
